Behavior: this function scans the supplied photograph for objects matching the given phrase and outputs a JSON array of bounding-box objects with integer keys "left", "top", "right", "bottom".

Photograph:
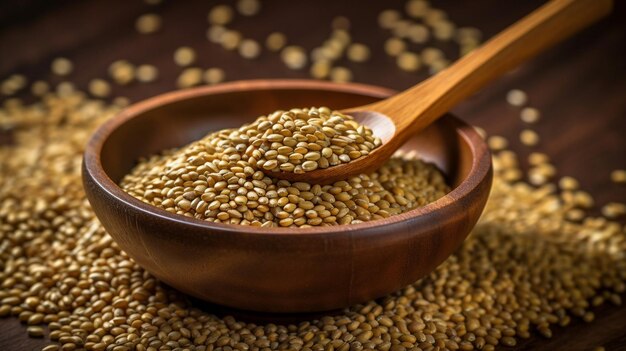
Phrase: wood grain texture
[
  {"left": 0, "top": 0, "right": 624, "bottom": 349},
  {"left": 274, "top": 0, "right": 613, "bottom": 184}
]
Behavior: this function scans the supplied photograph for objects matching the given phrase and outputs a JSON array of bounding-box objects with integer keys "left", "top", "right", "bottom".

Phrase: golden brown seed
[
  {"left": 520, "top": 107, "right": 541, "bottom": 123},
  {"left": 136, "top": 64, "right": 158, "bottom": 83},
  {"left": 610, "top": 169, "right": 626, "bottom": 184},
  {"left": 528, "top": 152, "right": 550, "bottom": 166},
  {"left": 602, "top": 202, "right": 626, "bottom": 219},
  {"left": 27, "top": 326, "right": 44, "bottom": 338},
  {"left": 207, "top": 25, "right": 227, "bottom": 43},
  {"left": 108, "top": 60, "right": 135, "bottom": 85},
  {"left": 424, "top": 8, "right": 447, "bottom": 25},
  {"left": 397, "top": 52, "right": 421, "bottom": 72},
  {"left": 507, "top": 89, "right": 528, "bottom": 107},
  {"left": 421, "top": 47, "right": 444, "bottom": 65},
  {"left": 329, "top": 67, "right": 352, "bottom": 83},
  {"left": 347, "top": 43, "right": 370, "bottom": 63},
  {"left": 433, "top": 20, "right": 455, "bottom": 41},
  {"left": 310, "top": 61, "right": 331, "bottom": 79},
  {"left": 281, "top": 46, "right": 307, "bottom": 70},
  {"left": 384, "top": 37, "right": 406, "bottom": 57},
  {"left": 56, "top": 81, "right": 75, "bottom": 95},
  {"left": 574, "top": 191, "right": 594, "bottom": 208},
  {"left": 51, "top": 57, "right": 73, "bottom": 76},
  {"left": 520, "top": 129, "right": 539, "bottom": 146},
  {"left": 457, "top": 26, "right": 483, "bottom": 44},
  {"left": 408, "top": 24, "right": 430, "bottom": 43},
  {"left": 565, "top": 208, "right": 585, "bottom": 222},
  {"left": 31, "top": 81, "right": 50, "bottom": 96},
  {"left": 135, "top": 13, "right": 161, "bottom": 34},
  {"left": 378, "top": 9, "right": 401, "bottom": 29},
  {"left": 203, "top": 68, "right": 225, "bottom": 85},
  {"left": 302, "top": 161, "right": 318, "bottom": 171},
  {"left": 501, "top": 336, "right": 516, "bottom": 347},
  {"left": 238, "top": 39, "right": 261, "bottom": 59},
  {"left": 266, "top": 32, "right": 287, "bottom": 52},
  {"left": 173, "top": 46, "right": 196, "bottom": 67},
  {"left": 1, "top": 75, "right": 26, "bottom": 95},
  {"left": 236, "top": 0, "right": 261, "bottom": 16},
  {"left": 177, "top": 67, "right": 203, "bottom": 88},
  {"left": 113, "top": 96, "right": 130, "bottom": 107},
  {"left": 558, "top": 176, "right": 579, "bottom": 190},
  {"left": 208, "top": 5, "right": 234, "bottom": 25},
  {"left": 88, "top": 79, "right": 111, "bottom": 98},
  {"left": 488, "top": 135, "right": 508, "bottom": 151},
  {"left": 220, "top": 30, "right": 242, "bottom": 50},
  {"left": 405, "top": 0, "right": 429, "bottom": 18},
  {"left": 392, "top": 19, "right": 412, "bottom": 38},
  {"left": 2, "top": 84, "right": 14, "bottom": 96}
]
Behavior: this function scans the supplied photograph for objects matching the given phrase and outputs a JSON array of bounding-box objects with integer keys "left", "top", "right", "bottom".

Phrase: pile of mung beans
[
  {"left": 1, "top": 91, "right": 624, "bottom": 351},
  {"left": 119, "top": 107, "right": 443, "bottom": 228}
]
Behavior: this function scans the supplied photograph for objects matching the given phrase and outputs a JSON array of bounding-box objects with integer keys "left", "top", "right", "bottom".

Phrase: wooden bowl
[{"left": 82, "top": 80, "right": 492, "bottom": 313}]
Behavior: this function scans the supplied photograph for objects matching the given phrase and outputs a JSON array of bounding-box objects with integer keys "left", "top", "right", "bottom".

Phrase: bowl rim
[{"left": 83, "top": 79, "right": 491, "bottom": 236}]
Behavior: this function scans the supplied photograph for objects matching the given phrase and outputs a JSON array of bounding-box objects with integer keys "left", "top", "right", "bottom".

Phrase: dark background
[{"left": 0, "top": 0, "right": 625, "bottom": 349}]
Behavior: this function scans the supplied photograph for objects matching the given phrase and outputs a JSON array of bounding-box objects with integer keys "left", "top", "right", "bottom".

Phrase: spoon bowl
[
  {"left": 82, "top": 80, "right": 492, "bottom": 313},
  {"left": 263, "top": 110, "right": 398, "bottom": 183}
]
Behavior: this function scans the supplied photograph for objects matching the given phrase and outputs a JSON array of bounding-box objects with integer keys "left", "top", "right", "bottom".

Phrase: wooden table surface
[{"left": 1, "top": 0, "right": 624, "bottom": 350}]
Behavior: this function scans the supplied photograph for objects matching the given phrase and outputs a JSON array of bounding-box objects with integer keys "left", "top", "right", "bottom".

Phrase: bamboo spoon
[{"left": 268, "top": 0, "right": 612, "bottom": 184}]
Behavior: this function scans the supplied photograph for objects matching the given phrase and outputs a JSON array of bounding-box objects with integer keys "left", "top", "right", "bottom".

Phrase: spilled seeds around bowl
[{"left": 1, "top": 93, "right": 625, "bottom": 351}]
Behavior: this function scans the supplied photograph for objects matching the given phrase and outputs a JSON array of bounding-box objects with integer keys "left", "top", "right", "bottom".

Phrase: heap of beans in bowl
[{"left": 121, "top": 106, "right": 449, "bottom": 227}]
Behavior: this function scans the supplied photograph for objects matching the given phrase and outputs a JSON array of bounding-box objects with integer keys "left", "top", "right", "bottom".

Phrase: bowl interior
[
  {"left": 86, "top": 81, "right": 490, "bottom": 312},
  {"left": 100, "top": 83, "right": 470, "bottom": 193}
]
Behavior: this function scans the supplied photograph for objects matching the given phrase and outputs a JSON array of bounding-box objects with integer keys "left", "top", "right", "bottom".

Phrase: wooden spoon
[{"left": 268, "top": 0, "right": 612, "bottom": 184}]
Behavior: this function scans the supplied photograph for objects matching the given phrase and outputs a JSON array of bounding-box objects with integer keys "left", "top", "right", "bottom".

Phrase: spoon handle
[{"left": 371, "top": 0, "right": 612, "bottom": 136}]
